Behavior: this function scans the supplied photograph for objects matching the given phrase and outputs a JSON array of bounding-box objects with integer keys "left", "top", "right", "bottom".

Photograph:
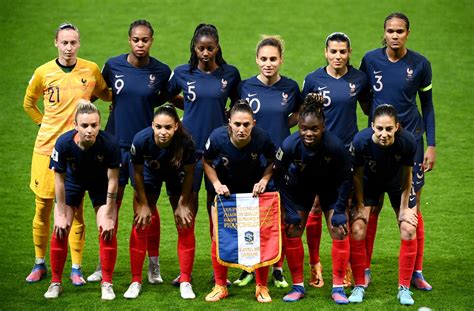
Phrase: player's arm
[
  {"left": 353, "top": 165, "right": 365, "bottom": 211},
  {"left": 419, "top": 88, "right": 436, "bottom": 172},
  {"left": 23, "top": 71, "right": 43, "bottom": 125},
  {"left": 133, "top": 163, "right": 152, "bottom": 229},
  {"left": 93, "top": 65, "right": 113, "bottom": 102},
  {"left": 253, "top": 161, "right": 273, "bottom": 197},
  {"left": 175, "top": 163, "right": 196, "bottom": 228},
  {"left": 99, "top": 167, "right": 119, "bottom": 240},
  {"left": 288, "top": 105, "right": 301, "bottom": 128},
  {"left": 398, "top": 165, "right": 417, "bottom": 227},
  {"left": 53, "top": 171, "right": 69, "bottom": 239},
  {"left": 203, "top": 158, "right": 229, "bottom": 197}
]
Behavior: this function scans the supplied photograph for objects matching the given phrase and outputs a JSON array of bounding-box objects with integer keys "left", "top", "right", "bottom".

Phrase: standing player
[
  {"left": 123, "top": 104, "right": 198, "bottom": 300},
  {"left": 87, "top": 20, "right": 173, "bottom": 284},
  {"left": 167, "top": 23, "right": 241, "bottom": 283},
  {"left": 44, "top": 100, "right": 120, "bottom": 300},
  {"left": 203, "top": 100, "right": 276, "bottom": 303},
  {"left": 301, "top": 32, "right": 369, "bottom": 288},
  {"left": 23, "top": 23, "right": 111, "bottom": 285},
  {"left": 235, "top": 35, "right": 302, "bottom": 288},
  {"left": 274, "top": 93, "right": 353, "bottom": 304},
  {"left": 360, "top": 12, "right": 435, "bottom": 290},
  {"left": 350, "top": 104, "right": 419, "bottom": 305}
]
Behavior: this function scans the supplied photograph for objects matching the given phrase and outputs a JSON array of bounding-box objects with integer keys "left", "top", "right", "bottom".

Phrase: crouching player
[
  {"left": 44, "top": 100, "right": 120, "bottom": 300},
  {"left": 350, "top": 104, "right": 418, "bottom": 305},
  {"left": 273, "top": 93, "right": 353, "bottom": 304},
  {"left": 203, "top": 100, "right": 276, "bottom": 303},
  {"left": 124, "top": 104, "right": 198, "bottom": 299}
]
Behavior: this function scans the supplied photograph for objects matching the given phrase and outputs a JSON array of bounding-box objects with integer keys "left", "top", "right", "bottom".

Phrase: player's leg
[
  {"left": 306, "top": 195, "right": 324, "bottom": 288},
  {"left": 69, "top": 200, "right": 86, "bottom": 286},
  {"left": 325, "top": 207, "right": 350, "bottom": 305},
  {"left": 28, "top": 153, "right": 54, "bottom": 283},
  {"left": 364, "top": 193, "right": 384, "bottom": 286}
]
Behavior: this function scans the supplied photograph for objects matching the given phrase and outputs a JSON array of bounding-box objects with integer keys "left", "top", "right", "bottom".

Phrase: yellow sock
[{"left": 32, "top": 196, "right": 53, "bottom": 259}]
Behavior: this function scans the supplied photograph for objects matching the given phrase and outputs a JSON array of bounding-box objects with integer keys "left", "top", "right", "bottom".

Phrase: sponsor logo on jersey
[
  {"left": 221, "top": 79, "right": 228, "bottom": 92},
  {"left": 149, "top": 160, "right": 161, "bottom": 170},
  {"left": 186, "top": 81, "right": 196, "bottom": 85},
  {"left": 373, "top": 70, "right": 382, "bottom": 75},
  {"left": 281, "top": 92, "right": 289, "bottom": 105},
  {"left": 317, "top": 86, "right": 327, "bottom": 91},
  {"left": 247, "top": 93, "right": 257, "bottom": 97},
  {"left": 115, "top": 74, "right": 124, "bottom": 78}
]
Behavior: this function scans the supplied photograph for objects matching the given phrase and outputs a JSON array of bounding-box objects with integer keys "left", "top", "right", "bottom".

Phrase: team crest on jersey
[
  {"left": 148, "top": 74, "right": 156, "bottom": 88},
  {"left": 394, "top": 154, "right": 402, "bottom": 162},
  {"left": 96, "top": 153, "right": 105, "bottom": 163},
  {"left": 220, "top": 79, "right": 228, "bottom": 92},
  {"left": 406, "top": 68, "right": 414, "bottom": 81},
  {"left": 349, "top": 83, "right": 357, "bottom": 96},
  {"left": 276, "top": 148, "right": 284, "bottom": 161},
  {"left": 81, "top": 78, "right": 87, "bottom": 86},
  {"left": 324, "top": 155, "right": 331, "bottom": 164},
  {"left": 149, "top": 160, "right": 161, "bottom": 170},
  {"left": 251, "top": 152, "right": 258, "bottom": 160},
  {"left": 281, "top": 92, "right": 289, "bottom": 105}
]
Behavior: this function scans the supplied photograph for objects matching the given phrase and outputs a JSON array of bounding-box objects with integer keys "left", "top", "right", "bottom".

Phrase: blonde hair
[
  {"left": 75, "top": 99, "right": 100, "bottom": 122},
  {"left": 256, "top": 35, "right": 285, "bottom": 56}
]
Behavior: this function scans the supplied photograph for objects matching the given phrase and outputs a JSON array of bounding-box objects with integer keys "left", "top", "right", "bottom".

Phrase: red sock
[
  {"left": 211, "top": 240, "right": 228, "bottom": 286},
  {"left": 332, "top": 237, "right": 350, "bottom": 286},
  {"left": 306, "top": 212, "right": 322, "bottom": 265},
  {"left": 177, "top": 222, "right": 196, "bottom": 283},
  {"left": 350, "top": 238, "right": 366, "bottom": 286},
  {"left": 130, "top": 225, "right": 148, "bottom": 283},
  {"left": 50, "top": 233, "right": 69, "bottom": 283},
  {"left": 147, "top": 209, "right": 160, "bottom": 257},
  {"left": 255, "top": 266, "right": 269, "bottom": 286},
  {"left": 399, "top": 239, "right": 417, "bottom": 287},
  {"left": 100, "top": 232, "right": 117, "bottom": 283},
  {"left": 365, "top": 213, "right": 379, "bottom": 269},
  {"left": 285, "top": 237, "right": 304, "bottom": 284},
  {"left": 414, "top": 212, "right": 425, "bottom": 271}
]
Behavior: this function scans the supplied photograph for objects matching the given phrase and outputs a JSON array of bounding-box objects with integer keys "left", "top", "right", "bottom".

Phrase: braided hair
[
  {"left": 299, "top": 93, "right": 325, "bottom": 122},
  {"left": 188, "top": 23, "right": 226, "bottom": 71}
]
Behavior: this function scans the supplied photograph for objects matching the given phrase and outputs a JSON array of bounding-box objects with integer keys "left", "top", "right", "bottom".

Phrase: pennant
[{"left": 215, "top": 192, "right": 281, "bottom": 272}]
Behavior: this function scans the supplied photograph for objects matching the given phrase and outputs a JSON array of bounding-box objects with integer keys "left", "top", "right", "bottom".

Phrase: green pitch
[{"left": 0, "top": 0, "right": 472, "bottom": 309}]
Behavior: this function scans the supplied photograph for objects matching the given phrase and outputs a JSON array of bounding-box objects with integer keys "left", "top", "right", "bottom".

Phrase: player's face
[
  {"left": 74, "top": 112, "right": 100, "bottom": 147},
  {"left": 325, "top": 40, "right": 351, "bottom": 70},
  {"left": 152, "top": 114, "right": 178, "bottom": 147},
  {"left": 55, "top": 29, "right": 80, "bottom": 66},
  {"left": 299, "top": 115, "right": 324, "bottom": 148},
  {"left": 384, "top": 17, "right": 410, "bottom": 51},
  {"left": 371, "top": 115, "right": 399, "bottom": 147},
  {"left": 194, "top": 36, "right": 219, "bottom": 65},
  {"left": 256, "top": 45, "right": 282, "bottom": 79},
  {"left": 129, "top": 25, "right": 153, "bottom": 58},
  {"left": 228, "top": 111, "right": 255, "bottom": 147}
]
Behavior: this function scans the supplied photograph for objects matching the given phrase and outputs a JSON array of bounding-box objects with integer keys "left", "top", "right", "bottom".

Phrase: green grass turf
[{"left": 0, "top": 0, "right": 473, "bottom": 309}]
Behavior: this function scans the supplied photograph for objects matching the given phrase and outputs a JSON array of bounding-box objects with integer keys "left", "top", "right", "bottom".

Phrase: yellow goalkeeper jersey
[{"left": 23, "top": 57, "right": 112, "bottom": 155}]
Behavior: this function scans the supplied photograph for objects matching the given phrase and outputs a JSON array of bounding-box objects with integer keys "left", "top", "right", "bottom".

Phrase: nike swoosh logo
[
  {"left": 115, "top": 74, "right": 124, "bottom": 78},
  {"left": 317, "top": 86, "right": 327, "bottom": 91},
  {"left": 248, "top": 93, "right": 257, "bottom": 97},
  {"left": 373, "top": 70, "right": 382, "bottom": 74},
  {"left": 187, "top": 81, "right": 196, "bottom": 85}
]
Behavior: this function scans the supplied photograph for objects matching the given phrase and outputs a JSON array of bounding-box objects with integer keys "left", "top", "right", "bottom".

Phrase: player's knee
[
  {"left": 350, "top": 220, "right": 367, "bottom": 240},
  {"left": 400, "top": 222, "right": 416, "bottom": 240}
]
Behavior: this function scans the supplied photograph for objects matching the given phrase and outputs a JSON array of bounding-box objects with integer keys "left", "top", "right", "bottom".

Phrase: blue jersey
[
  {"left": 274, "top": 131, "right": 352, "bottom": 213},
  {"left": 238, "top": 76, "right": 302, "bottom": 147},
  {"left": 302, "top": 66, "right": 369, "bottom": 148},
  {"left": 167, "top": 64, "right": 241, "bottom": 151},
  {"left": 50, "top": 130, "right": 121, "bottom": 187},
  {"left": 130, "top": 127, "right": 198, "bottom": 182},
  {"left": 352, "top": 127, "right": 416, "bottom": 187},
  {"left": 203, "top": 126, "right": 275, "bottom": 193},
  {"left": 360, "top": 48, "right": 435, "bottom": 145},
  {"left": 103, "top": 54, "right": 172, "bottom": 148}
]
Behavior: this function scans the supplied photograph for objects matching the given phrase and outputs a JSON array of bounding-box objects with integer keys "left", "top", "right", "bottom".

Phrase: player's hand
[
  {"left": 53, "top": 216, "right": 70, "bottom": 240},
  {"left": 423, "top": 146, "right": 436, "bottom": 172},
  {"left": 98, "top": 216, "right": 115, "bottom": 241},
  {"left": 134, "top": 205, "right": 152, "bottom": 230},
  {"left": 174, "top": 205, "right": 194, "bottom": 229},
  {"left": 252, "top": 180, "right": 268, "bottom": 197},
  {"left": 399, "top": 209, "right": 418, "bottom": 227},
  {"left": 331, "top": 212, "right": 348, "bottom": 236},
  {"left": 214, "top": 184, "right": 230, "bottom": 197}
]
